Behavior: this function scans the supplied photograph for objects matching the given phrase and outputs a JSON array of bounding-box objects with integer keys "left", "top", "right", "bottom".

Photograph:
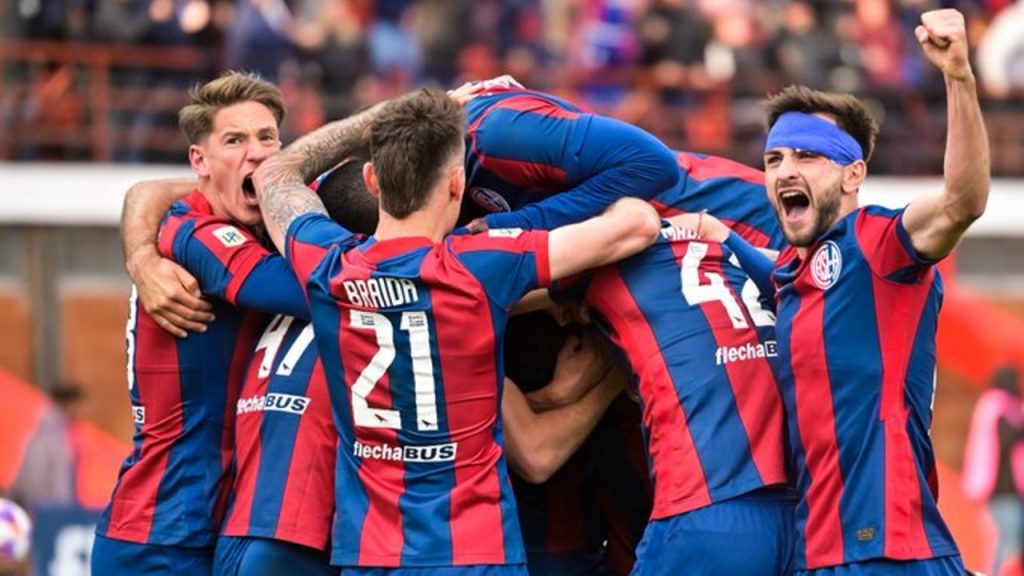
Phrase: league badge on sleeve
[
  {"left": 811, "top": 241, "right": 843, "bottom": 290},
  {"left": 213, "top": 225, "right": 246, "bottom": 248},
  {"left": 488, "top": 228, "right": 524, "bottom": 239}
]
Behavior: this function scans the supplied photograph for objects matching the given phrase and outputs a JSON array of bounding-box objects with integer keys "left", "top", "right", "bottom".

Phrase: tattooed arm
[{"left": 254, "top": 101, "right": 387, "bottom": 254}]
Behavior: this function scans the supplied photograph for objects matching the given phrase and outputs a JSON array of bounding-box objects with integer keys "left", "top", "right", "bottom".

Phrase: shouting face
[{"left": 189, "top": 100, "right": 281, "bottom": 227}]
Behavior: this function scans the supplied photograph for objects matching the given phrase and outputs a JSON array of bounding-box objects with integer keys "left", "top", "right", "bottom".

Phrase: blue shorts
[
  {"left": 631, "top": 487, "right": 796, "bottom": 576},
  {"left": 793, "top": 556, "right": 968, "bottom": 576},
  {"left": 213, "top": 536, "right": 335, "bottom": 576},
  {"left": 91, "top": 533, "right": 213, "bottom": 576},
  {"left": 340, "top": 565, "right": 528, "bottom": 576}
]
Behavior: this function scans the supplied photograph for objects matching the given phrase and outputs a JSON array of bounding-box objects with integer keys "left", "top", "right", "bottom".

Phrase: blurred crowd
[{"left": 2, "top": 0, "right": 1024, "bottom": 173}]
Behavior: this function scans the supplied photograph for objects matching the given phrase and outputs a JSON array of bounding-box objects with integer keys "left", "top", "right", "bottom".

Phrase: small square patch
[
  {"left": 213, "top": 225, "right": 246, "bottom": 247},
  {"left": 856, "top": 527, "right": 876, "bottom": 542},
  {"left": 488, "top": 228, "right": 523, "bottom": 239}
]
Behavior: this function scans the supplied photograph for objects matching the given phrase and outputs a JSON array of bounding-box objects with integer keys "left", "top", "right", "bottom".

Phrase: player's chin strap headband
[{"left": 765, "top": 111, "right": 864, "bottom": 166}]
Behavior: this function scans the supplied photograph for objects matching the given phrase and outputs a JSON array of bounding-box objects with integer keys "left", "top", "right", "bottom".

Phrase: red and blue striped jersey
[
  {"left": 771, "top": 206, "right": 958, "bottom": 569},
  {"left": 555, "top": 224, "right": 788, "bottom": 520},
  {"left": 285, "top": 213, "right": 551, "bottom": 568},
  {"left": 653, "top": 151, "right": 786, "bottom": 251},
  {"left": 590, "top": 395, "right": 652, "bottom": 575},
  {"left": 511, "top": 396, "right": 651, "bottom": 575},
  {"left": 511, "top": 446, "right": 606, "bottom": 566},
  {"left": 464, "top": 84, "right": 679, "bottom": 230},
  {"left": 222, "top": 314, "right": 336, "bottom": 551},
  {"left": 98, "top": 191, "right": 305, "bottom": 546}
]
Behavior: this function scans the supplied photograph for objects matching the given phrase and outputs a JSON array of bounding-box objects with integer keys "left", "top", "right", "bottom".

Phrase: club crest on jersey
[
  {"left": 213, "top": 225, "right": 246, "bottom": 247},
  {"left": 469, "top": 187, "right": 510, "bottom": 213},
  {"left": 811, "top": 241, "right": 842, "bottom": 290}
]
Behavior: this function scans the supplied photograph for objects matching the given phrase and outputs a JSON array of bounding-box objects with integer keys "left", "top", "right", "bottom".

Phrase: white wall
[{"left": 1, "top": 165, "right": 1022, "bottom": 236}]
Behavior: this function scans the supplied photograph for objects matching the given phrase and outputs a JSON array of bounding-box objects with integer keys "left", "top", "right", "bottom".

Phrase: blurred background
[{"left": 1, "top": 0, "right": 1023, "bottom": 574}]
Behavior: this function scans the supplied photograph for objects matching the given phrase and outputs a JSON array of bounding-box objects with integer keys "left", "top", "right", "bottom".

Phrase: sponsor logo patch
[
  {"left": 353, "top": 440, "right": 457, "bottom": 463},
  {"left": 811, "top": 241, "right": 842, "bottom": 290},
  {"left": 715, "top": 340, "right": 778, "bottom": 365},
  {"left": 236, "top": 393, "right": 310, "bottom": 415},
  {"left": 213, "top": 225, "right": 246, "bottom": 248}
]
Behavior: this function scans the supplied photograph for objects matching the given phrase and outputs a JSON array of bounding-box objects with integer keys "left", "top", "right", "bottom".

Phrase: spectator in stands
[
  {"left": 772, "top": 0, "right": 839, "bottom": 89},
  {"left": 978, "top": 0, "right": 1024, "bottom": 98},
  {"left": 964, "top": 365, "right": 1024, "bottom": 575}
]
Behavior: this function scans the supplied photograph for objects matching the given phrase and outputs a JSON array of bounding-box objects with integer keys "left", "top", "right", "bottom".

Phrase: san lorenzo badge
[{"left": 811, "top": 241, "right": 842, "bottom": 290}]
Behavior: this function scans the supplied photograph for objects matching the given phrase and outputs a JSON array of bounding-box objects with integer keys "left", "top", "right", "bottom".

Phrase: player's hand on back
[
  {"left": 915, "top": 9, "right": 972, "bottom": 81},
  {"left": 447, "top": 74, "right": 524, "bottom": 106},
  {"left": 465, "top": 217, "right": 489, "bottom": 234},
  {"left": 129, "top": 248, "right": 214, "bottom": 338},
  {"left": 446, "top": 81, "right": 486, "bottom": 106},
  {"left": 667, "top": 210, "right": 730, "bottom": 243}
]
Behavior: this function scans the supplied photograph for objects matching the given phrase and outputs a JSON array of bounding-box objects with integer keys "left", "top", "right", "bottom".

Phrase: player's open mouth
[
  {"left": 779, "top": 189, "right": 810, "bottom": 222},
  {"left": 242, "top": 175, "right": 257, "bottom": 204}
]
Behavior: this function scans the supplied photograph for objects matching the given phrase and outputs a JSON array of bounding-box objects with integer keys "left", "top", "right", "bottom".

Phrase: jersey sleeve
[
  {"left": 724, "top": 231, "right": 776, "bottom": 299},
  {"left": 854, "top": 205, "right": 938, "bottom": 284},
  {"left": 285, "top": 212, "right": 359, "bottom": 293},
  {"left": 668, "top": 152, "right": 786, "bottom": 251},
  {"left": 159, "top": 215, "right": 303, "bottom": 315},
  {"left": 549, "top": 272, "right": 592, "bottom": 304},
  {"left": 473, "top": 95, "right": 678, "bottom": 230},
  {"left": 449, "top": 229, "right": 551, "bottom": 309}
]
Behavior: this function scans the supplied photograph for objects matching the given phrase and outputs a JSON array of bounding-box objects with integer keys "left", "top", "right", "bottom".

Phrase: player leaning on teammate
[
  {"left": 698, "top": 8, "right": 988, "bottom": 576},
  {"left": 93, "top": 72, "right": 311, "bottom": 576},
  {"left": 252, "top": 88, "right": 660, "bottom": 575}
]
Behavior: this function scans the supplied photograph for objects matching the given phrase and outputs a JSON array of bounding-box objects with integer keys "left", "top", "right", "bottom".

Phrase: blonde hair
[{"left": 178, "top": 71, "right": 285, "bottom": 144}]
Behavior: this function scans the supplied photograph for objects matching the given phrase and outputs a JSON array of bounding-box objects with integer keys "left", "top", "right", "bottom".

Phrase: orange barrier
[
  {"left": 0, "top": 370, "right": 49, "bottom": 491},
  {"left": 69, "top": 420, "right": 131, "bottom": 510},
  {"left": 936, "top": 257, "right": 1024, "bottom": 387},
  {"left": 937, "top": 459, "right": 997, "bottom": 571},
  {"left": 0, "top": 368, "right": 129, "bottom": 509}
]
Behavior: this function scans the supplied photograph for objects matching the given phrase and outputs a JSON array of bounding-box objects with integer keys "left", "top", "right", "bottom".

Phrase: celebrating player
[
  {"left": 92, "top": 72, "right": 308, "bottom": 576},
  {"left": 705, "top": 8, "right": 989, "bottom": 576},
  {"left": 252, "top": 88, "right": 660, "bottom": 574}
]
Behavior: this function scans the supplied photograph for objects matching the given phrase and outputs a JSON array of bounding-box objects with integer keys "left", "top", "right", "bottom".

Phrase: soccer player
[
  {"left": 252, "top": 88, "right": 661, "bottom": 574},
  {"left": 517, "top": 210, "right": 792, "bottom": 576},
  {"left": 703, "top": 9, "right": 989, "bottom": 575},
  {"left": 92, "top": 72, "right": 309, "bottom": 576},
  {"left": 457, "top": 76, "right": 679, "bottom": 231},
  {"left": 502, "top": 311, "right": 652, "bottom": 576}
]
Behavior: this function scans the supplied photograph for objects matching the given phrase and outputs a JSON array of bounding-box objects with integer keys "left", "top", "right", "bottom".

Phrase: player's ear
[
  {"left": 842, "top": 159, "right": 867, "bottom": 194},
  {"left": 448, "top": 162, "right": 465, "bottom": 203},
  {"left": 363, "top": 162, "right": 381, "bottom": 199},
  {"left": 188, "top": 144, "right": 209, "bottom": 177}
]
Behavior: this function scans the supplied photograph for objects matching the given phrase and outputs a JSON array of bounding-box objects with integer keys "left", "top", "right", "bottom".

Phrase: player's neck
[{"left": 375, "top": 210, "right": 451, "bottom": 244}]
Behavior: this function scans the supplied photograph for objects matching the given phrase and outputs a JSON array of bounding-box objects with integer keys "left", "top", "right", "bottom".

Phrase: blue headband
[{"left": 765, "top": 111, "right": 863, "bottom": 166}]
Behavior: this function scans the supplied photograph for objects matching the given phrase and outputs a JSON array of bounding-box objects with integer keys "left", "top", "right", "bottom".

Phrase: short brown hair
[
  {"left": 178, "top": 71, "right": 285, "bottom": 144},
  {"left": 763, "top": 85, "right": 879, "bottom": 161},
  {"left": 370, "top": 88, "right": 465, "bottom": 218}
]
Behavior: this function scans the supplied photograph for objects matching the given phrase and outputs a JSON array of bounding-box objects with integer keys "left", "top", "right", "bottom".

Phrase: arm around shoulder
[{"left": 548, "top": 198, "right": 661, "bottom": 281}]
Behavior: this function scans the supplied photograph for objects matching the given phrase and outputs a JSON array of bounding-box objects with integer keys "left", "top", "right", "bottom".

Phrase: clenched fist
[{"left": 915, "top": 9, "right": 973, "bottom": 82}]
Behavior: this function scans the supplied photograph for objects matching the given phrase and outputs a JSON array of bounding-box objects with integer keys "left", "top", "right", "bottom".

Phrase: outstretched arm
[
  {"left": 547, "top": 198, "right": 661, "bottom": 281},
  {"left": 254, "top": 102, "right": 386, "bottom": 254},
  {"left": 902, "top": 9, "right": 990, "bottom": 260}
]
